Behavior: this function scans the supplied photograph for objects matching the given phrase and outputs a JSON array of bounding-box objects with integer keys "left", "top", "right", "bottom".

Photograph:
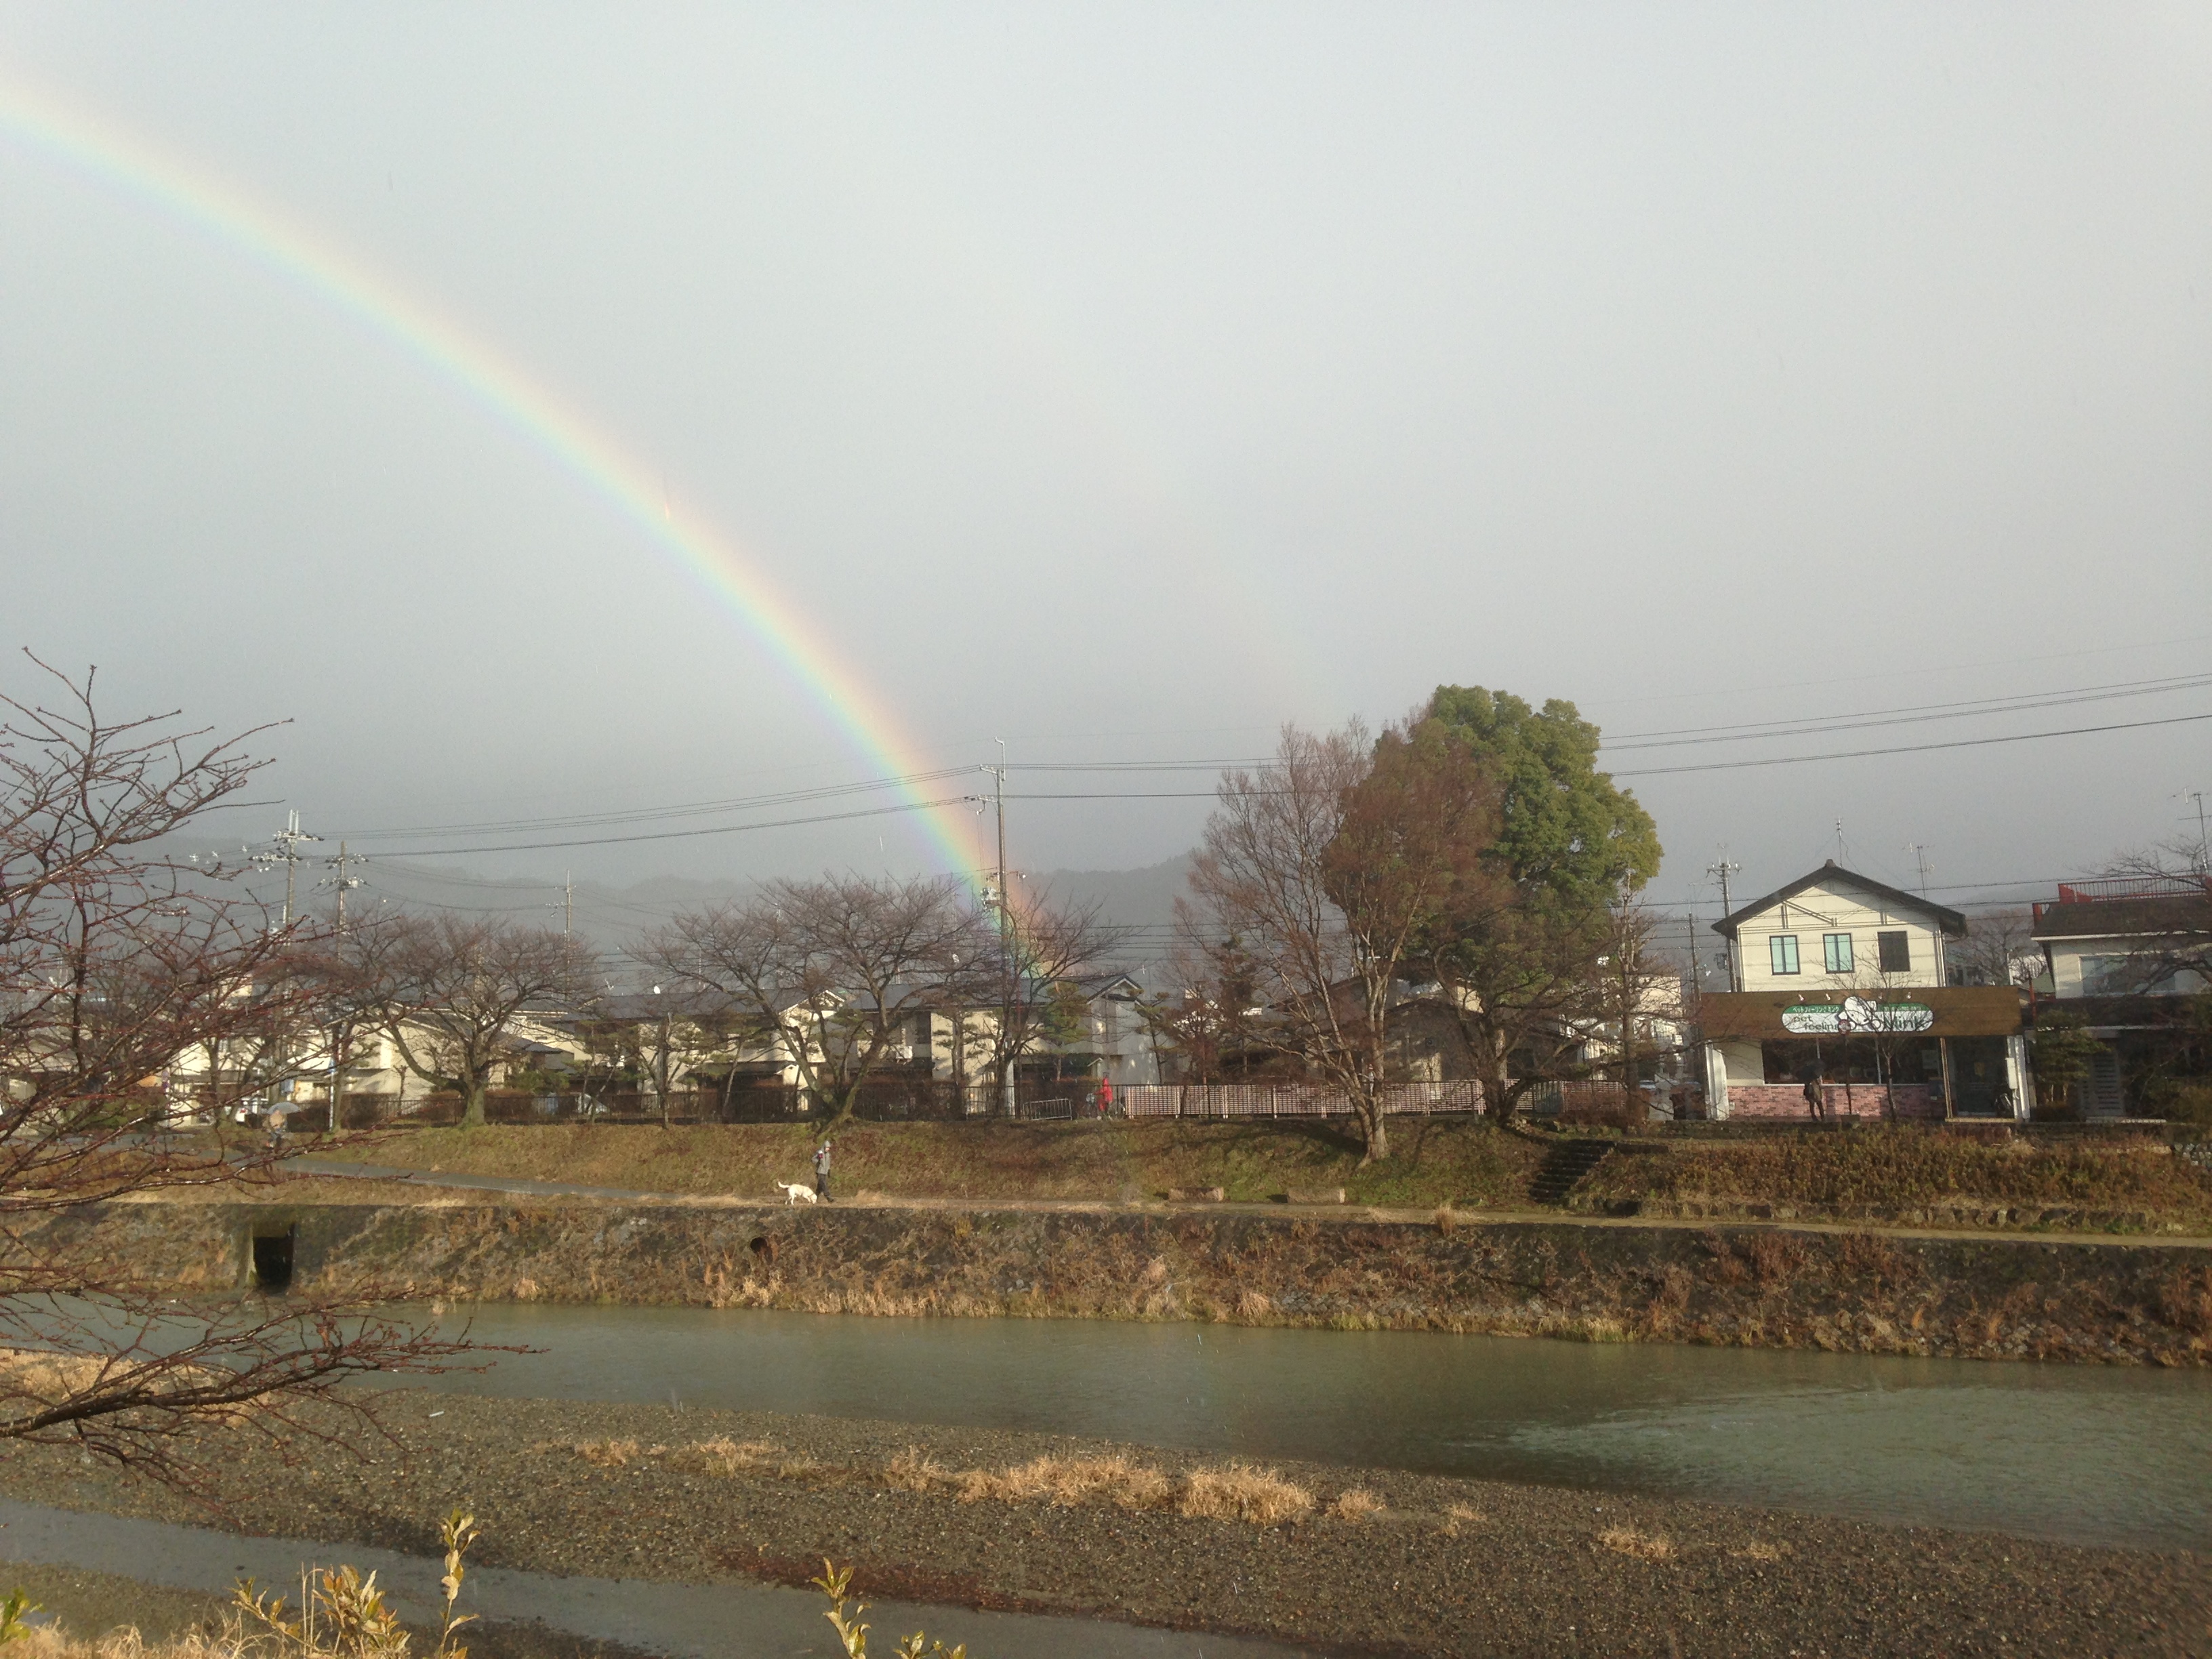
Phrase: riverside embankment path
[{"left": 283, "top": 1153, "right": 2212, "bottom": 1248}]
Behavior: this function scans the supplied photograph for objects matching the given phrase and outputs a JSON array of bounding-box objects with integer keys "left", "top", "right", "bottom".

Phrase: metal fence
[{"left": 1113, "top": 1080, "right": 1485, "bottom": 1120}]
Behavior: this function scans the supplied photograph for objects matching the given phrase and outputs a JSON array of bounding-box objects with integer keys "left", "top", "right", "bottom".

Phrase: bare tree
[
  {"left": 344, "top": 914, "right": 601, "bottom": 1127},
  {"left": 1950, "top": 907, "right": 2042, "bottom": 989},
  {"left": 573, "top": 989, "right": 745, "bottom": 1126},
  {"left": 645, "top": 875, "right": 974, "bottom": 1124},
  {"left": 1591, "top": 897, "right": 1687, "bottom": 1111},
  {"left": 0, "top": 657, "right": 470, "bottom": 1489},
  {"left": 1181, "top": 722, "right": 1497, "bottom": 1162},
  {"left": 2095, "top": 842, "right": 2212, "bottom": 994},
  {"left": 963, "top": 888, "right": 1130, "bottom": 1114}
]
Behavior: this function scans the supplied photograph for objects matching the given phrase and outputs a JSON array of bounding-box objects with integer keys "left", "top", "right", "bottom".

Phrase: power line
[
  {"left": 329, "top": 766, "right": 980, "bottom": 840},
  {"left": 1603, "top": 672, "right": 2212, "bottom": 749},
  {"left": 1608, "top": 709, "right": 2212, "bottom": 778},
  {"left": 361, "top": 796, "right": 977, "bottom": 857}
]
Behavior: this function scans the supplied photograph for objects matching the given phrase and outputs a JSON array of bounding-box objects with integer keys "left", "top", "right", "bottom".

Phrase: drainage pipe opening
[{"left": 251, "top": 1228, "right": 295, "bottom": 1292}]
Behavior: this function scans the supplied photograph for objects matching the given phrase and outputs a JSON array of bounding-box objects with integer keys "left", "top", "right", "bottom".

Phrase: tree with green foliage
[
  {"left": 2029, "top": 1012, "right": 2106, "bottom": 1120},
  {"left": 1394, "top": 686, "right": 1664, "bottom": 1124}
]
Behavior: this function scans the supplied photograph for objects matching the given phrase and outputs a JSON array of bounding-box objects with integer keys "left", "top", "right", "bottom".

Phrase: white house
[
  {"left": 1701, "top": 861, "right": 2028, "bottom": 1120},
  {"left": 1715, "top": 859, "right": 1961, "bottom": 994}
]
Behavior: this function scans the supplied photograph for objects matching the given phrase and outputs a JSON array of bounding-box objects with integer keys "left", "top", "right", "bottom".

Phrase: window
[
  {"left": 1877, "top": 930, "right": 1910, "bottom": 973},
  {"left": 1769, "top": 935, "right": 1800, "bottom": 975},
  {"left": 1822, "top": 933, "right": 1854, "bottom": 974}
]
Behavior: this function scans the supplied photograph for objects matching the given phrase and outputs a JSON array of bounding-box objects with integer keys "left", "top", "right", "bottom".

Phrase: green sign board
[{"left": 1780, "top": 996, "right": 1936, "bottom": 1036}]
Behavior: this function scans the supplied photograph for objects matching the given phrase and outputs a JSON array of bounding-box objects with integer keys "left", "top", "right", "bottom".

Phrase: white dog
[{"left": 777, "top": 1181, "right": 819, "bottom": 1206}]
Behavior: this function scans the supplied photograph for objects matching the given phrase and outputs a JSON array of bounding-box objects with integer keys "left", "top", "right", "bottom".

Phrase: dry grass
[
  {"left": 882, "top": 1446, "right": 950, "bottom": 1492},
  {"left": 1578, "top": 1128, "right": 2212, "bottom": 1226},
  {"left": 1176, "top": 1462, "right": 1315, "bottom": 1525},
  {"left": 569, "top": 1438, "right": 641, "bottom": 1467},
  {"left": 1328, "top": 1488, "right": 1386, "bottom": 1523},
  {"left": 1598, "top": 1525, "right": 1674, "bottom": 1561},
  {"left": 296, "top": 1119, "right": 1544, "bottom": 1210},
  {"left": 1438, "top": 1502, "right": 1485, "bottom": 1536},
  {"left": 552, "top": 1436, "right": 1315, "bottom": 1528},
  {"left": 14, "top": 1629, "right": 246, "bottom": 1659},
  {"left": 1731, "top": 1540, "right": 1789, "bottom": 1562},
  {"left": 952, "top": 1454, "right": 1173, "bottom": 1511},
  {"left": 676, "top": 1435, "right": 782, "bottom": 1475}
]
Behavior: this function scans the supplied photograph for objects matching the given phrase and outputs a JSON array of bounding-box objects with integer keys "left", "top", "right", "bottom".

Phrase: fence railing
[{"left": 1113, "top": 1080, "right": 1485, "bottom": 1120}]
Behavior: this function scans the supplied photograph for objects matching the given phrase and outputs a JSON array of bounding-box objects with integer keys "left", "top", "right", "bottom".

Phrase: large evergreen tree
[{"left": 1396, "top": 687, "right": 1663, "bottom": 1122}]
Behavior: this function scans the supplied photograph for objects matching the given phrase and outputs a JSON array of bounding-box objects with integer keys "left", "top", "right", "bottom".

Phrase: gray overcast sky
[{"left": 3, "top": 2, "right": 2208, "bottom": 920}]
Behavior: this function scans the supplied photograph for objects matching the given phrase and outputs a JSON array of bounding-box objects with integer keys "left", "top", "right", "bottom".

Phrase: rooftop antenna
[{"left": 1833, "top": 819, "right": 1847, "bottom": 863}]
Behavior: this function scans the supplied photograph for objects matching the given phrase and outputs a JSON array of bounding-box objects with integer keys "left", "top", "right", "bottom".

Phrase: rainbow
[{"left": 0, "top": 68, "right": 996, "bottom": 881}]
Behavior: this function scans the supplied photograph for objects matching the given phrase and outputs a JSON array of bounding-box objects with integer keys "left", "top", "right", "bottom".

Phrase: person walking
[
  {"left": 1095, "top": 1075, "right": 1115, "bottom": 1118},
  {"left": 813, "top": 1139, "right": 833, "bottom": 1203}
]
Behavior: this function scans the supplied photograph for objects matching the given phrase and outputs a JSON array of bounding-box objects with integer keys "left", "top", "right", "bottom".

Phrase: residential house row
[{"left": 1697, "top": 859, "right": 2211, "bottom": 1122}]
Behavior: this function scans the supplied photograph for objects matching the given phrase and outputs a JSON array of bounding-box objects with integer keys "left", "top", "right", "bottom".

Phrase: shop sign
[{"left": 1780, "top": 996, "right": 1936, "bottom": 1035}]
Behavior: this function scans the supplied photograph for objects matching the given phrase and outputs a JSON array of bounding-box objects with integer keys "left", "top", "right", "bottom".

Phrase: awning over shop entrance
[{"left": 1698, "top": 986, "right": 2026, "bottom": 1041}]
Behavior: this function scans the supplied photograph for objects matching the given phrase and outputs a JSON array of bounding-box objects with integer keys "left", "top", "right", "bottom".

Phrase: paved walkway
[{"left": 281, "top": 1155, "right": 2212, "bottom": 1246}]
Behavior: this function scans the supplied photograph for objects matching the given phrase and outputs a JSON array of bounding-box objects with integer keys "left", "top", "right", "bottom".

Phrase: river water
[{"left": 411, "top": 1303, "right": 2212, "bottom": 1552}]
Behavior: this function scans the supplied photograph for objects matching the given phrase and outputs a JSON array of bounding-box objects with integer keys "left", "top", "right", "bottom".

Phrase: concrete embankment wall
[{"left": 58, "top": 1201, "right": 2212, "bottom": 1364}]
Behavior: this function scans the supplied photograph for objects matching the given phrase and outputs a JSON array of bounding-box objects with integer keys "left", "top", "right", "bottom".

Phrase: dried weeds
[
  {"left": 1177, "top": 1462, "right": 1315, "bottom": 1525},
  {"left": 1328, "top": 1488, "right": 1386, "bottom": 1523},
  {"left": 1598, "top": 1525, "right": 1673, "bottom": 1561}
]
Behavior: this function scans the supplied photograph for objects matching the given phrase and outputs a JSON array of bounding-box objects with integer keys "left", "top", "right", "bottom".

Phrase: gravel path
[{"left": 3, "top": 1391, "right": 2203, "bottom": 1657}]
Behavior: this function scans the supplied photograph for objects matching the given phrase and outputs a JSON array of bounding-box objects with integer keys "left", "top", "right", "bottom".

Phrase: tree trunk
[
  {"left": 1471, "top": 1027, "right": 1516, "bottom": 1126},
  {"left": 460, "top": 1074, "right": 488, "bottom": 1128},
  {"left": 1355, "top": 1091, "right": 1389, "bottom": 1163}
]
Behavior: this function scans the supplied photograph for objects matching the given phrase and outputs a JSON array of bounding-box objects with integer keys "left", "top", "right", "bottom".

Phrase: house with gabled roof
[
  {"left": 2030, "top": 874, "right": 2212, "bottom": 1117},
  {"left": 1698, "top": 861, "right": 2029, "bottom": 1120}
]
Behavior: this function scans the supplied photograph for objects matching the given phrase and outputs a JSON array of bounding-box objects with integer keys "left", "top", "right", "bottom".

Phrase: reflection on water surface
[{"left": 413, "top": 1303, "right": 2211, "bottom": 1550}]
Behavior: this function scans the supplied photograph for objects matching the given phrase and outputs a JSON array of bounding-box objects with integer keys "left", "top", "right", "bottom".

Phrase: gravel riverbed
[{"left": 8, "top": 1392, "right": 2207, "bottom": 1657}]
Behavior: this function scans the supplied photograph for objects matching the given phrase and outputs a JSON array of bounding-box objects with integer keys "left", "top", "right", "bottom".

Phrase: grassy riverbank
[
  {"left": 310, "top": 1118, "right": 1549, "bottom": 1208},
  {"left": 301, "top": 1119, "right": 2212, "bottom": 1233},
  {"left": 3, "top": 1391, "right": 2201, "bottom": 1658},
  {"left": 1577, "top": 1131, "right": 2212, "bottom": 1233}
]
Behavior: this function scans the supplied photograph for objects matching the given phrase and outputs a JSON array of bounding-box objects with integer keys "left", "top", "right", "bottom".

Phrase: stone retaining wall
[{"left": 38, "top": 1200, "right": 2212, "bottom": 1366}]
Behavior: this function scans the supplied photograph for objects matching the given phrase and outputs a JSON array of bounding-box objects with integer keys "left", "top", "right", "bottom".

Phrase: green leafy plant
[
  {"left": 813, "top": 1561, "right": 967, "bottom": 1659},
  {"left": 0, "top": 1589, "right": 41, "bottom": 1645},
  {"left": 2030, "top": 1015, "right": 2106, "bottom": 1120},
  {"left": 230, "top": 1509, "right": 482, "bottom": 1659},
  {"left": 435, "top": 1509, "right": 480, "bottom": 1659}
]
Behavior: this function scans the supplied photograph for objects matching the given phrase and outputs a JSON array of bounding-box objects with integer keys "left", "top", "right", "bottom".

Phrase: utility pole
[
  {"left": 324, "top": 841, "right": 363, "bottom": 930},
  {"left": 993, "top": 739, "right": 1015, "bottom": 1120},
  {"left": 2179, "top": 790, "right": 2209, "bottom": 867},
  {"left": 253, "top": 811, "right": 320, "bottom": 926},
  {"left": 316, "top": 840, "right": 363, "bottom": 1138},
  {"left": 1706, "top": 857, "right": 1742, "bottom": 991},
  {"left": 1904, "top": 842, "right": 1933, "bottom": 896},
  {"left": 563, "top": 870, "right": 575, "bottom": 938}
]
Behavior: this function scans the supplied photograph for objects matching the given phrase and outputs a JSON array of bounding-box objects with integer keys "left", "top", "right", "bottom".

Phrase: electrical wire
[
  {"left": 329, "top": 766, "right": 981, "bottom": 840},
  {"left": 1603, "top": 672, "right": 2212, "bottom": 750},
  {"left": 1607, "top": 709, "right": 2212, "bottom": 777}
]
